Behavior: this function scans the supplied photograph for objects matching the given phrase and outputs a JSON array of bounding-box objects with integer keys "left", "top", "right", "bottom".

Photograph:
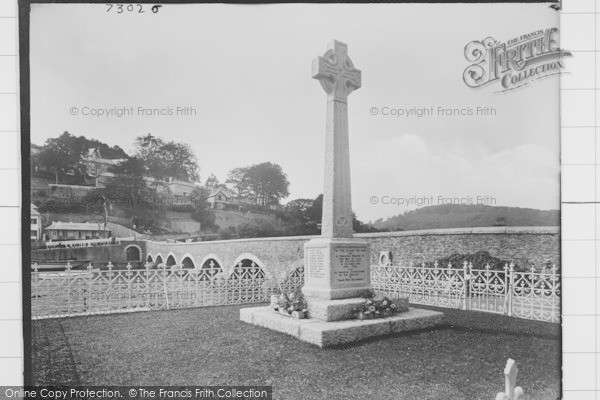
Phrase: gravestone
[{"left": 240, "top": 40, "right": 443, "bottom": 347}]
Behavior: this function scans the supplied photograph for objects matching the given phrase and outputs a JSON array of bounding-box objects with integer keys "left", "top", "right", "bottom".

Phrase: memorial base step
[{"left": 240, "top": 306, "right": 444, "bottom": 348}]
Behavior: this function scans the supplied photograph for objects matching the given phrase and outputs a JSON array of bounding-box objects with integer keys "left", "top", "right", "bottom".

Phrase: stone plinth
[
  {"left": 305, "top": 297, "right": 366, "bottom": 322},
  {"left": 302, "top": 238, "right": 372, "bottom": 301},
  {"left": 240, "top": 306, "right": 444, "bottom": 348}
]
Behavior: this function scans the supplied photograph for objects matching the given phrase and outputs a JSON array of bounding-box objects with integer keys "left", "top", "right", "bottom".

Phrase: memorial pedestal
[
  {"left": 302, "top": 238, "right": 372, "bottom": 301},
  {"left": 302, "top": 238, "right": 372, "bottom": 322}
]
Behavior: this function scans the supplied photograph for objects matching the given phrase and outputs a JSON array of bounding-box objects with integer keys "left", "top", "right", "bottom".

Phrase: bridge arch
[{"left": 124, "top": 245, "right": 143, "bottom": 262}]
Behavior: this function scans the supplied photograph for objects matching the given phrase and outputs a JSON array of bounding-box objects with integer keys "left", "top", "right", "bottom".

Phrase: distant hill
[{"left": 370, "top": 204, "right": 559, "bottom": 231}]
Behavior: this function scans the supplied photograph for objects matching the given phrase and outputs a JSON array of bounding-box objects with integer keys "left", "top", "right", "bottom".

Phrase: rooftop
[
  {"left": 168, "top": 178, "right": 196, "bottom": 186},
  {"left": 45, "top": 222, "right": 110, "bottom": 231},
  {"left": 84, "top": 148, "right": 126, "bottom": 164},
  {"left": 208, "top": 187, "right": 236, "bottom": 198}
]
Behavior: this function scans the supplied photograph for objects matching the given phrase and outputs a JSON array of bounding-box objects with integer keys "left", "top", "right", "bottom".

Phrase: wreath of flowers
[{"left": 354, "top": 294, "right": 398, "bottom": 318}]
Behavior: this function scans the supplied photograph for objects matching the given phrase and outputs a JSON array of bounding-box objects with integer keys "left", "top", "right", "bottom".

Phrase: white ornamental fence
[
  {"left": 32, "top": 260, "right": 560, "bottom": 323},
  {"left": 31, "top": 262, "right": 304, "bottom": 319},
  {"left": 371, "top": 261, "right": 560, "bottom": 323},
  {"left": 43, "top": 237, "right": 124, "bottom": 249}
]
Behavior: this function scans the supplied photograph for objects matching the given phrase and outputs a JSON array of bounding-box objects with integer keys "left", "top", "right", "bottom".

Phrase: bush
[
  {"left": 428, "top": 251, "right": 519, "bottom": 271},
  {"left": 36, "top": 198, "right": 87, "bottom": 214},
  {"left": 168, "top": 204, "right": 195, "bottom": 213},
  {"left": 191, "top": 209, "right": 216, "bottom": 231},
  {"left": 217, "top": 227, "right": 236, "bottom": 240},
  {"left": 237, "top": 220, "right": 282, "bottom": 238}
]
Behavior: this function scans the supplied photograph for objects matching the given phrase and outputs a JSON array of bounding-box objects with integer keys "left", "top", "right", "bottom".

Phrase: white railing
[
  {"left": 371, "top": 261, "right": 560, "bottom": 323},
  {"left": 44, "top": 238, "right": 116, "bottom": 249},
  {"left": 31, "top": 262, "right": 304, "bottom": 319},
  {"left": 31, "top": 259, "right": 560, "bottom": 323}
]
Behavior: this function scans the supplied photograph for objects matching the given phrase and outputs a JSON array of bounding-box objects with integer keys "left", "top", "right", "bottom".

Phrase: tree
[
  {"left": 226, "top": 167, "right": 251, "bottom": 210},
  {"left": 205, "top": 174, "right": 225, "bottom": 190},
  {"left": 134, "top": 134, "right": 200, "bottom": 218},
  {"left": 134, "top": 134, "right": 165, "bottom": 179},
  {"left": 158, "top": 141, "right": 200, "bottom": 182},
  {"left": 37, "top": 132, "right": 86, "bottom": 183},
  {"left": 190, "top": 187, "right": 217, "bottom": 231},
  {"left": 284, "top": 198, "right": 316, "bottom": 225},
  {"left": 134, "top": 134, "right": 199, "bottom": 183},
  {"left": 284, "top": 193, "right": 376, "bottom": 234},
  {"left": 35, "top": 131, "right": 130, "bottom": 184},
  {"left": 90, "top": 158, "right": 161, "bottom": 231},
  {"left": 308, "top": 194, "right": 323, "bottom": 225},
  {"left": 245, "top": 162, "right": 290, "bottom": 206},
  {"left": 352, "top": 212, "right": 379, "bottom": 233}
]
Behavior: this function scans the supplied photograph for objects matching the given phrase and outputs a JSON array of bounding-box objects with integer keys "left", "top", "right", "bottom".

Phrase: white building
[
  {"left": 207, "top": 188, "right": 257, "bottom": 210},
  {"left": 168, "top": 178, "right": 196, "bottom": 197},
  {"left": 45, "top": 221, "right": 111, "bottom": 241},
  {"left": 31, "top": 204, "right": 42, "bottom": 241}
]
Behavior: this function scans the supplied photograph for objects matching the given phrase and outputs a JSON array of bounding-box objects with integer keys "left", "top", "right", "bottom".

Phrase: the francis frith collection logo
[{"left": 463, "top": 28, "right": 571, "bottom": 92}]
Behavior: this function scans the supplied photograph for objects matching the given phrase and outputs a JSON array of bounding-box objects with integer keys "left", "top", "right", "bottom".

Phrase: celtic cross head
[{"left": 312, "top": 40, "right": 361, "bottom": 102}]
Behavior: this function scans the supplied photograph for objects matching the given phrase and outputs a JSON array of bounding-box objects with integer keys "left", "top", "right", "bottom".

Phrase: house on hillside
[
  {"left": 83, "top": 148, "right": 126, "bottom": 185},
  {"left": 207, "top": 188, "right": 235, "bottom": 210},
  {"left": 31, "top": 143, "right": 43, "bottom": 155},
  {"left": 31, "top": 204, "right": 43, "bottom": 241},
  {"left": 207, "top": 188, "right": 257, "bottom": 210},
  {"left": 168, "top": 178, "right": 196, "bottom": 197},
  {"left": 45, "top": 221, "right": 111, "bottom": 241}
]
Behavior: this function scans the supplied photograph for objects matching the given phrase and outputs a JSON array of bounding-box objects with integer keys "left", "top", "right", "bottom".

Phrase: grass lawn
[{"left": 32, "top": 304, "right": 560, "bottom": 400}]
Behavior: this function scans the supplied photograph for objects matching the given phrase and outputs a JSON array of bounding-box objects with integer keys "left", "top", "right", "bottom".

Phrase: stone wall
[
  {"left": 168, "top": 220, "right": 202, "bottom": 234},
  {"left": 143, "top": 227, "right": 559, "bottom": 277},
  {"left": 360, "top": 227, "right": 559, "bottom": 267},
  {"left": 105, "top": 222, "right": 143, "bottom": 239},
  {"left": 31, "top": 227, "right": 559, "bottom": 276},
  {"left": 213, "top": 210, "right": 280, "bottom": 230}
]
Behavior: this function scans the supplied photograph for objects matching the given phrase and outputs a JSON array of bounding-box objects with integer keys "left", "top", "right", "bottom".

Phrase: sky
[{"left": 30, "top": 3, "right": 560, "bottom": 222}]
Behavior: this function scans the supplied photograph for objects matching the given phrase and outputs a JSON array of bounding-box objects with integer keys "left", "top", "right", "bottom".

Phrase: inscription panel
[
  {"left": 306, "top": 247, "right": 326, "bottom": 284},
  {"left": 332, "top": 246, "right": 369, "bottom": 288}
]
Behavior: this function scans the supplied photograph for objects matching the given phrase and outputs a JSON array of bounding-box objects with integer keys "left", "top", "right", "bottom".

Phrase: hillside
[{"left": 370, "top": 204, "right": 559, "bottom": 231}]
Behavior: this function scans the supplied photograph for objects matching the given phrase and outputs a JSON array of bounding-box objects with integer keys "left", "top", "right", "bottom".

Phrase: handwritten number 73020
[{"left": 106, "top": 4, "right": 162, "bottom": 13}]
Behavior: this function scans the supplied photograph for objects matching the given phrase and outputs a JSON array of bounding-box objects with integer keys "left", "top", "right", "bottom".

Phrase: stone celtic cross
[
  {"left": 312, "top": 40, "right": 362, "bottom": 103},
  {"left": 241, "top": 39, "right": 443, "bottom": 338},
  {"left": 312, "top": 40, "right": 361, "bottom": 238}
]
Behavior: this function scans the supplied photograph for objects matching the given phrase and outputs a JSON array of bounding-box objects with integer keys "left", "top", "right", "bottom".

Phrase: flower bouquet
[
  {"left": 273, "top": 289, "right": 308, "bottom": 319},
  {"left": 355, "top": 297, "right": 377, "bottom": 320},
  {"left": 354, "top": 294, "right": 403, "bottom": 320}
]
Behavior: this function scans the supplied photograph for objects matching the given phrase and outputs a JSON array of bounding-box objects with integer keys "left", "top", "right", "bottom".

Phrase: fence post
[
  {"left": 106, "top": 262, "right": 113, "bottom": 312},
  {"left": 462, "top": 261, "right": 469, "bottom": 310},
  {"left": 85, "top": 262, "right": 94, "bottom": 313},
  {"left": 32, "top": 263, "right": 39, "bottom": 316},
  {"left": 550, "top": 264, "right": 559, "bottom": 322},
  {"left": 144, "top": 262, "right": 150, "bottom": 310},
  {"left": 126, "top": 262, "right": 133, "bottom": 310},
  {"left": 507, "top": 263, "right": 514, "bottom": 317},
  {"left": 162, "top": 263, "right": 170, "bottom": 310},
  {"left": 66, "top": 261, "right": 72, "bottom": 314}
]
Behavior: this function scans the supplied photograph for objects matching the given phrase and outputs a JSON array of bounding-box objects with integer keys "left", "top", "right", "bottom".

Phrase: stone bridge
[{"left": 32, "top": 227, "right": 559, "bottom": 278}]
